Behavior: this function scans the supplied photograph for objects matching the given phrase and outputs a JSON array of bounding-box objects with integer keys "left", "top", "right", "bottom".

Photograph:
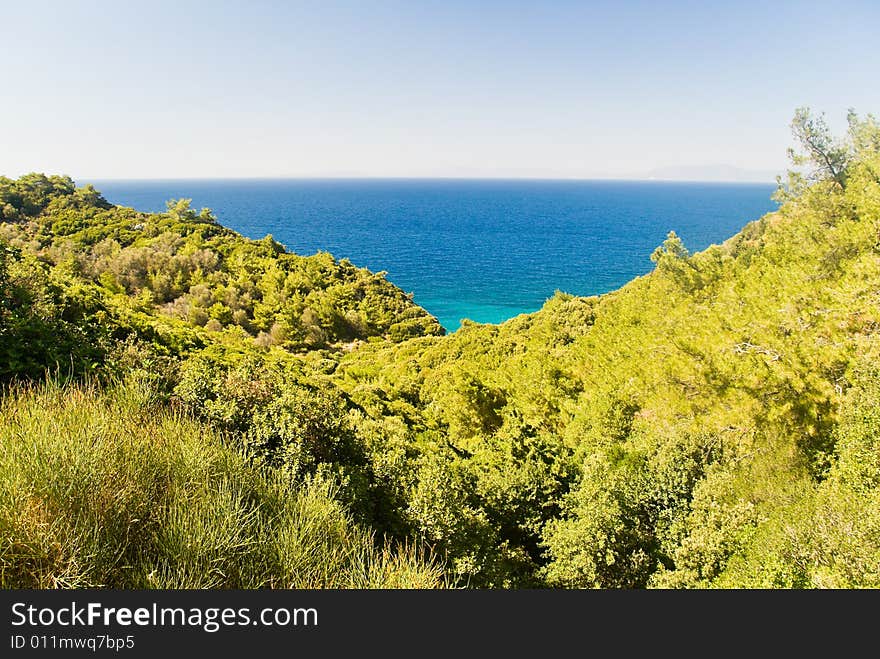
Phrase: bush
[{"left": 0, "top": 380, "right": 443, "bottom": 588}]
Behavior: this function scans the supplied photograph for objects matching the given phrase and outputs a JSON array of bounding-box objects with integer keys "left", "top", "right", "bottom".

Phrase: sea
[{"left": 91, "top": 179, "right": 778, "bottom": 332}]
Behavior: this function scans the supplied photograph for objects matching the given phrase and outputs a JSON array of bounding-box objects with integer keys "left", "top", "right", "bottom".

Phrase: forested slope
[
  {"left": 1, "top": 109, "right": 878, "bottom": 588},
  {"left": 328, "top": 110, "right": 880, "bottom": 587},
  {"left": 0, "top": 176, "right": 442, "bottom": 378}
]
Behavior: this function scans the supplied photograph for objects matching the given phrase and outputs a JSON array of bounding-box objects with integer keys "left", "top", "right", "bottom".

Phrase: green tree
[
  {"left": 789, "top": 107, "right": 850, "bottom": 189},
  {"left": 775, "top": 107, "right": 880, "bottom": 199},
  {"left": 165, "top": 198, "right": 214, "bottom": 223}
]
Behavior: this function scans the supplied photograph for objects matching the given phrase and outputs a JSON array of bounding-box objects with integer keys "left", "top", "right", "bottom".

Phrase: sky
[{"left": 1, "top": 0, "right": 879, "bottom": 180}]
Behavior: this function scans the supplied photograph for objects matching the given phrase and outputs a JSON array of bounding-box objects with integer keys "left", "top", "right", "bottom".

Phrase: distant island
[{"left": 640, "top": 163, "right": 780, "bottom": 183}]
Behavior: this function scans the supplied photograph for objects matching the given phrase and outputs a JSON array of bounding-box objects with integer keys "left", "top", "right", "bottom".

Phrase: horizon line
[{"left": 77, "top": 174, "right": 779, "bottom": 185}]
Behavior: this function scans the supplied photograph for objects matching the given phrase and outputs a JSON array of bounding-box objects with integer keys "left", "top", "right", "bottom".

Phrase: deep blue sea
[{"left": 92, "top": 179, "right": 777, "bottom": 331}]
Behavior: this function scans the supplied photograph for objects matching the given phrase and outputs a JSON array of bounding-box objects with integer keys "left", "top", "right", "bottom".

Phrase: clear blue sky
[{"left": 2, "top": 1, "right": 878, "bottom": 179}]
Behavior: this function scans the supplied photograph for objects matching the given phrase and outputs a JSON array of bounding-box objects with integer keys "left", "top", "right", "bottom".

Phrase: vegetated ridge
[{"left": 1, "top": 108, "right": 878, "bottom": 588}]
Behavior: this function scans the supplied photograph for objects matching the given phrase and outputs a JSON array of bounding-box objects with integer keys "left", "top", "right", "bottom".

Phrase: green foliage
[
  {"left": 0, "top": 173, "right": 83, "bottom": 221},
  {"left": 649, "top": 230, "right": 706, "bottom": 293},
  {"left": 542, "top": 429, "right": 722, "bottom": 588},
  {"left": 0, "top": 242, "right": 108, "bottom": 380},
  {"left": 2, "top": 107, "right": 880, "bottom": 589},
  {"left": 775, "top": 107, "right": 879, "bottom": 200},
  {"left": 329, "top": 107, "right": 880, "bottom": 587},
  {"left": 0, "top": 176, "right": 443, "bottom": 368},
  {"left": 833, "top": 360, "right": 880, "bottom": 493},
  {"left": 711, "top": 355, "right": 880, "bottom": 588},
  {"left": 0, "top": 380, "right": 443, "bottom": 588}
]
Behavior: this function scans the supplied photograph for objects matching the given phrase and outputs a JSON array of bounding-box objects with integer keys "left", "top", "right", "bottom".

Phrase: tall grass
[{"left": 0, "top": 378, "right": 444, "bottom": 588}]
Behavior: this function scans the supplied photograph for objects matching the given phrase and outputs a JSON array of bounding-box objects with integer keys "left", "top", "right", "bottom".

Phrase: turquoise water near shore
[{"left": 93, "top": 179, "right": 777, "bottom": 331}]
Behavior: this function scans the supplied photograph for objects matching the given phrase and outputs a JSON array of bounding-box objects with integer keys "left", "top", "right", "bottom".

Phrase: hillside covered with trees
[{"left": 1, "top": 109, "right": 879, "bottom": 588}]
